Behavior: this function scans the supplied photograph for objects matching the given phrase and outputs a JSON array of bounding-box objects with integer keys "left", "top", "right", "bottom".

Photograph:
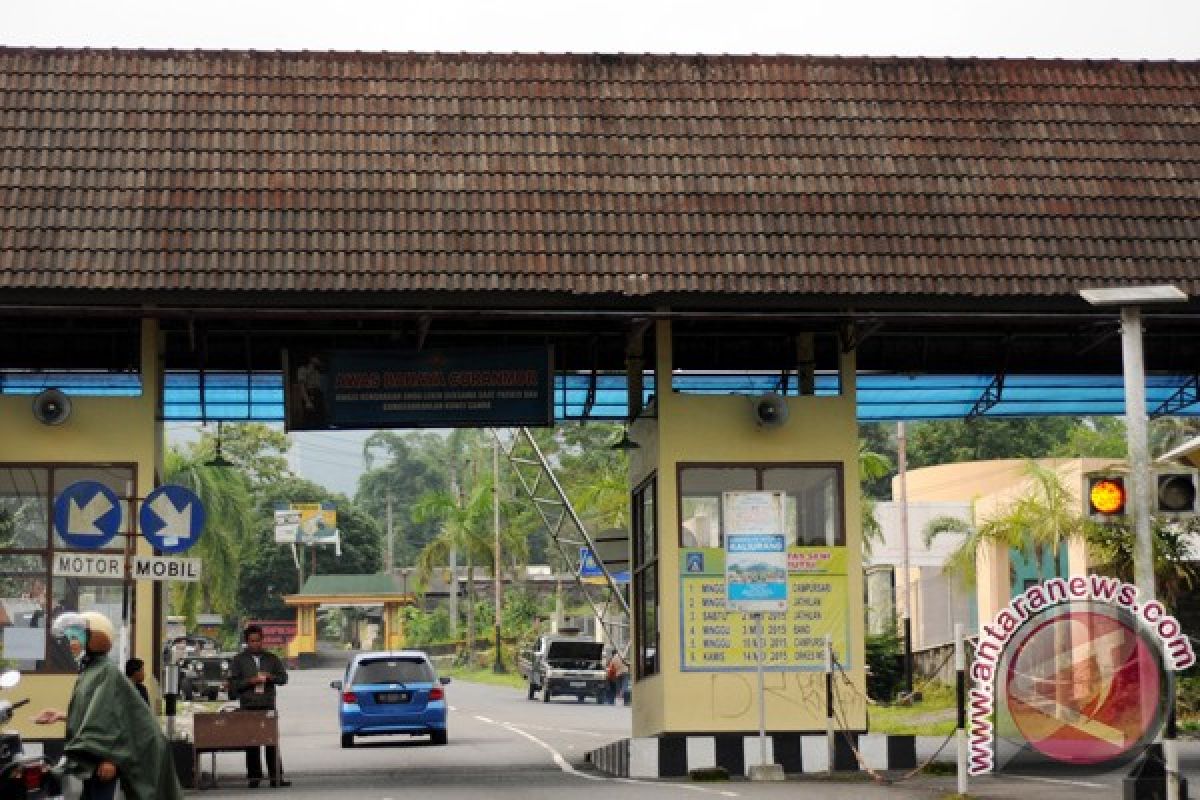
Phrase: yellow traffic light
[{"left": 1086, "top": 475, "right": 1127, "bottom": 520}]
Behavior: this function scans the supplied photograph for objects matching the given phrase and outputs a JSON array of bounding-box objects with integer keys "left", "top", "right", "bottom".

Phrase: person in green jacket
[{"left": 35, "top": 611, "right": 183, "bottom": 800}]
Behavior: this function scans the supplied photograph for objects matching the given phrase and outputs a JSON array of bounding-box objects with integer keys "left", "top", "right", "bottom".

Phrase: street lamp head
[{"left": 1079, "top": 285, "right": 1188, "bottom": 306}]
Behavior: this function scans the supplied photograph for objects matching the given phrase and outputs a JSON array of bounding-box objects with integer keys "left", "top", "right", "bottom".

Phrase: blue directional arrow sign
[
  {"left": 140, "top": 485, "right": 205, "bottom": 554},
  {"left": 54, "top": 481, "right": 123, "bottom": 549}
]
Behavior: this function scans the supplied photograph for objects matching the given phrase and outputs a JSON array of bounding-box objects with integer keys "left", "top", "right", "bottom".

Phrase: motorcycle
[{"left": 0, "top": 670, "right": 63, "bottom": 800}]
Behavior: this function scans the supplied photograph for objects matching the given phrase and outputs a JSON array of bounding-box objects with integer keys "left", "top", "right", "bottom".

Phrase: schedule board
[{"left": 679, "top": 546, "right": 850, "bottom": 672}]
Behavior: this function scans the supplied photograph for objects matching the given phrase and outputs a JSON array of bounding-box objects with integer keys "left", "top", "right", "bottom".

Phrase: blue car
[{"left": 331, "top": 650, "right": 450, "bottom": 748}]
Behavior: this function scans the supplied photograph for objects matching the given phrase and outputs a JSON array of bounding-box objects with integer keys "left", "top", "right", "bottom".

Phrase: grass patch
[
  {"left": 868, "top": 682, "right": 957, "bottom": 736},
  {"left": 444, "top": 664, "right": 528, "bottom": 690},
  {"left": 921, "top": 761, "right": 958, "bottom": 776}
]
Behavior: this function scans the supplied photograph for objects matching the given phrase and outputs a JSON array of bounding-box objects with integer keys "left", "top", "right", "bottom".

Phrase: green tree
[
  {"left": 1150, "top": 417, "right": 1200, "bottom": 458},
  {"left": 1050, "top": 417, "right": 1127, "bottom": 459},
  {"left": 237, "top": 478, "right": 382, "bottom": 619},
  {"left": 1086, "top": 518, "right": 1200, "bottom": 613},
  {"left": 355, "top": 431, "right": 449, "bottom": 568},
  {"left": 410, "top": 471, "right": 528, "bottom": 658},
  {"left": 859, "top": 441, "right": 892, "bottom": 555},
  {"left": 907, "top": 418, "right": 1078, "bottom": 469},
  {"left": 212, "top": 422, "right": 294, "bottom": 488},
  {"left": 163, "top": 443, "right": 254, "bottom": 625},
  {"left": 859, "top": 423, "right": 897, "bottom": 500}
]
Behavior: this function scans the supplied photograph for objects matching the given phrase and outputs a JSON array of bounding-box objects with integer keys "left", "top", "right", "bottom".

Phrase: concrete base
[
  {"left": 748, "top": 763, "right": 786, "bottom": 782},
  {"left": 586, "top": 733, "right": 916, "bottom": 778}
]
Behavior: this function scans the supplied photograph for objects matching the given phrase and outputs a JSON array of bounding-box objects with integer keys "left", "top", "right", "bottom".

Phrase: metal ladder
[{"left": 490, "top": 427, "right": 631, "bottom": 654}]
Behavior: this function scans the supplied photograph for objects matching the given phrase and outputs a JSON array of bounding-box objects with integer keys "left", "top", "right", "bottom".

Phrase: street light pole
[
  {"left": 1119, "top": 305, "right": 1155, "bottom": 599},
  {"left": 1080, "top": 285, "right": 1186, "bottom": 596},
  {"left": 1081, "top": 284, "right": 1187, "bottom": 800}
]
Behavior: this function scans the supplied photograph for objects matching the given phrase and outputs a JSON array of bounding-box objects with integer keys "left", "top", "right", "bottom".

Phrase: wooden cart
[{"left": 192, "top": 711, "right": 281, "bottom": 789}]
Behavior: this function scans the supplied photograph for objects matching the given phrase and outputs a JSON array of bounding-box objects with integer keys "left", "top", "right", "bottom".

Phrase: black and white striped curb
[{"left": 586, "top": 733, "right": 916, "bottom": 778}]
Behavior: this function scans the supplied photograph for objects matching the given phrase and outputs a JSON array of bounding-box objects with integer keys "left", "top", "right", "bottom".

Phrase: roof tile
[{"left": 0, "top": 49, "right": 1197, "bottom": 297}]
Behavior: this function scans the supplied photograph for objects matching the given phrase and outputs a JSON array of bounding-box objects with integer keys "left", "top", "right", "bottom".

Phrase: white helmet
[{"left": 52, "top": 610, "right": 115, "bottom": 654}]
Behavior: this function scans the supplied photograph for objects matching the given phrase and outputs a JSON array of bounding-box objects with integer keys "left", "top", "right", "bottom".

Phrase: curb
[{"left": 586, "top": 733, "right": 917, "bottom": 778}]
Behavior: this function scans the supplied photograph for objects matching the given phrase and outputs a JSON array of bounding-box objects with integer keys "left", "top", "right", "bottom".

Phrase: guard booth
[{"left": 625, "top": 322, "right": 867, "bottom": 740}]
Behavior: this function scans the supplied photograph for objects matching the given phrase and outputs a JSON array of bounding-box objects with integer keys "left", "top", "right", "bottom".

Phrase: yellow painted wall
[
  {"left": 629, "top": 321, "right": 866, "bottom": 737},
  {"left": 0, "top": 320, "right": 164, "bottom": 739}
]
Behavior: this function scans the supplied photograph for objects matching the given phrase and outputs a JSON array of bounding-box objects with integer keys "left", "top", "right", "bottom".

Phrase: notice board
[{"left": 679, "top": 546, "right": 850, "bottom": 672}]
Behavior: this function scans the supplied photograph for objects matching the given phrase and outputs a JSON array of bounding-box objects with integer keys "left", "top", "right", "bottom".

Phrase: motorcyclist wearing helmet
[{"left": 35, "top": 611, "right": 183, "bottom": 800}]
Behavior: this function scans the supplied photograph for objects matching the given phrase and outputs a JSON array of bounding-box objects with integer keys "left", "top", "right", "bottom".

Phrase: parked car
[
  {"left": 331, "top": 650, "right": 450, "bottom": 748},
  {"left": 163, "top": 635, "right": 219, "bottom": 664},
  {"left": 178, "top": 652, "right": 233, "bottom": 701},
  {"left": 518, "top": 633, "right": 607, "bottom": 703}
]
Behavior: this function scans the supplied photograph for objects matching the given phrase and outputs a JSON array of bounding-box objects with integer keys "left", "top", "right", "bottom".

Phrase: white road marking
[
  {"left": 1005, "top": 774, "right": 1108, "bottom": 789},
  {"left": 472, "top": 715, "right": 739, "bottom": 797},
  {"left": 512, "top": 722, "right": 611, "bottom": 738}
]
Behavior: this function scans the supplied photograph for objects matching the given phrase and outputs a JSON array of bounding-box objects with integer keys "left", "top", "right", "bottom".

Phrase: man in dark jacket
[{"left": 227, "top": 625, "right": 291, "bottom": 788}]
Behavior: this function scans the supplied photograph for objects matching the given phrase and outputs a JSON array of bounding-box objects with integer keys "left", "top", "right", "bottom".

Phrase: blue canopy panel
[{"left": 0, "top": 370, "right": 1197, "bottom": 422}]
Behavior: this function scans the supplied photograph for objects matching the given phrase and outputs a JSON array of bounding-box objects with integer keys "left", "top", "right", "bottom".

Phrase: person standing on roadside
[
  {"left": 228, "top": 624, "right": 291, "bottom": 788},
  {"left": 35, "top": 611, "right": 183, "bottom": 800},
  {"left": 605, "top": 648, "right": 629, "bottom": 705}
]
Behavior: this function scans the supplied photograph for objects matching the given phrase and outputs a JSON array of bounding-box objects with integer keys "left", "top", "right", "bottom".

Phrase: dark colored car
[
  {"left": 178, "top": 652, "right": 232, "bottom": 701},
  {"left": 331, "top": 651, "right": 450, "bottom": 748}
]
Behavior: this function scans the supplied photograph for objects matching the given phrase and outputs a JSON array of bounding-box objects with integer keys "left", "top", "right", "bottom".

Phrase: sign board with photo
[
  {"left": 722, "top": 491, "right": 789, "bottom": 613},
  {"left": 274, "top": 503, "right": 340, "bottom": 554},
  {"left": 283, "top": 346, "right": 554, "bottom": 430}
]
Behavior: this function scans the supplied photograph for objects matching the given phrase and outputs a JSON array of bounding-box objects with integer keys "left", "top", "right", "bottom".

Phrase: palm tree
[
  {"left": 163, "top": 443, "right": 254, "bottom": 625},
  {"left": 572, "top": 461, "right": 630, "bottom": 532},
  {"left": 924, "top": 460, "right": 1087, "bottom": 588},
  {"left": 1086, "top": 518, "right": 1200, "bottom": 613},
  {"left": 859, "top": 441, "right": 892, "bottom": 556},
  {"left": 411, "top": 472, "right": 528, "bottom": 663}
]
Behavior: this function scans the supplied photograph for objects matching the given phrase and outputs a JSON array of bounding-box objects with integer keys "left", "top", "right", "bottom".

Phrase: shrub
[{"left": 865, "top": 626, "right": 905, "bottom": 702}]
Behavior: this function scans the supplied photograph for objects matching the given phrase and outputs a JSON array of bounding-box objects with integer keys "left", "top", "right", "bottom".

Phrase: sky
[
  {"left": 24, "top": 0, "right": 1200, "bottom": 495},
  {"left": 5, "top": 0, "right": 1200, "bottom": 59}
]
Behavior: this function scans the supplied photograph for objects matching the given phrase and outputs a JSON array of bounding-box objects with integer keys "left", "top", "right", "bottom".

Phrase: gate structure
[{"left": 0, "top": 50, "right": 1198, "bottom": 747}]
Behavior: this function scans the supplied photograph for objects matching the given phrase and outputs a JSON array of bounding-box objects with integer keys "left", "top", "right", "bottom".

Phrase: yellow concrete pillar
[
  {"left": 288, "top": 605, "right": 317, "bottom": 659},
  {"left": 383, "top": 602, "right": 406, "bottom": 650}
]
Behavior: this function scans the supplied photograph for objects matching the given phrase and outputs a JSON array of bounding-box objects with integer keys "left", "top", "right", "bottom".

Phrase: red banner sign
[{"left": 246, "top": 619, "right": 297, "bottom": 649}]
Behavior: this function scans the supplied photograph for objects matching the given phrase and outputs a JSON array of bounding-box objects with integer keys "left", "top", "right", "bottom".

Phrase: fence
[{"left": 911, "top": 637, "right": 977, "bottom": 685}]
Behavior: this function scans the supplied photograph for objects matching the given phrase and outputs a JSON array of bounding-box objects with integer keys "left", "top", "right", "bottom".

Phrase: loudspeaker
[
  {"left": 752, "top": 393, "right": 789, "bottom": 427},
  {"left": 32, "top": 388, "right": 72, "bottom": 425}
]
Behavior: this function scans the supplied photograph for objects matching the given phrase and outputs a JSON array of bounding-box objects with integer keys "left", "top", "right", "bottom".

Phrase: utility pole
[
  {"left": 492, "top": 440, "right": 505, "bottom": 672},
  {"left": 448, "top": 464, "right": 459, "bottom": 638},
  {"left": 897, "top": 421, "right": 914, "bottom": 695},
  {"left": 386, "top": 494, "right": 394, "bottom": 575}
]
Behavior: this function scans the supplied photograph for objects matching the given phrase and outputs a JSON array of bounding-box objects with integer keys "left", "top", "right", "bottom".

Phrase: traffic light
[
  {"left": 1156, "top": 470, "right": 1199, "bottom": 516},
  {"left": 1085, "top": 473, "right": 1127, "bottom": 521}
]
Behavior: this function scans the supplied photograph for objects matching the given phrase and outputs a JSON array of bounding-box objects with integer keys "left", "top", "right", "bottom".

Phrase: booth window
[
  {"left": 0, "top": 465, "right": 135, "bottom": 673},
  {"left": 631, "top": 474, "right": 658, "bottom": 680},
  {"left": 678, "top": 464, "right": 844, "bottom": 547}
]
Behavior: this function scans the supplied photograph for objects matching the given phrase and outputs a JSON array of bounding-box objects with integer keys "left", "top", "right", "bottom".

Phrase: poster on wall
[
  {"left": 680, "top": 546, "right": 849, "bottom": 672},
  {"left": 723, "top": 491, "right": 789, "bottom": 613}
]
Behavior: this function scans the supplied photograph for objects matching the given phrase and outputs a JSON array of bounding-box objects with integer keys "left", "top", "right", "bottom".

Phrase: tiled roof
[
  {"left": 297, "top": 573, "right": 403, "bottom": 596},
  {"left": 0, "top": 49, "right": 1197, "bottom": 299}
]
